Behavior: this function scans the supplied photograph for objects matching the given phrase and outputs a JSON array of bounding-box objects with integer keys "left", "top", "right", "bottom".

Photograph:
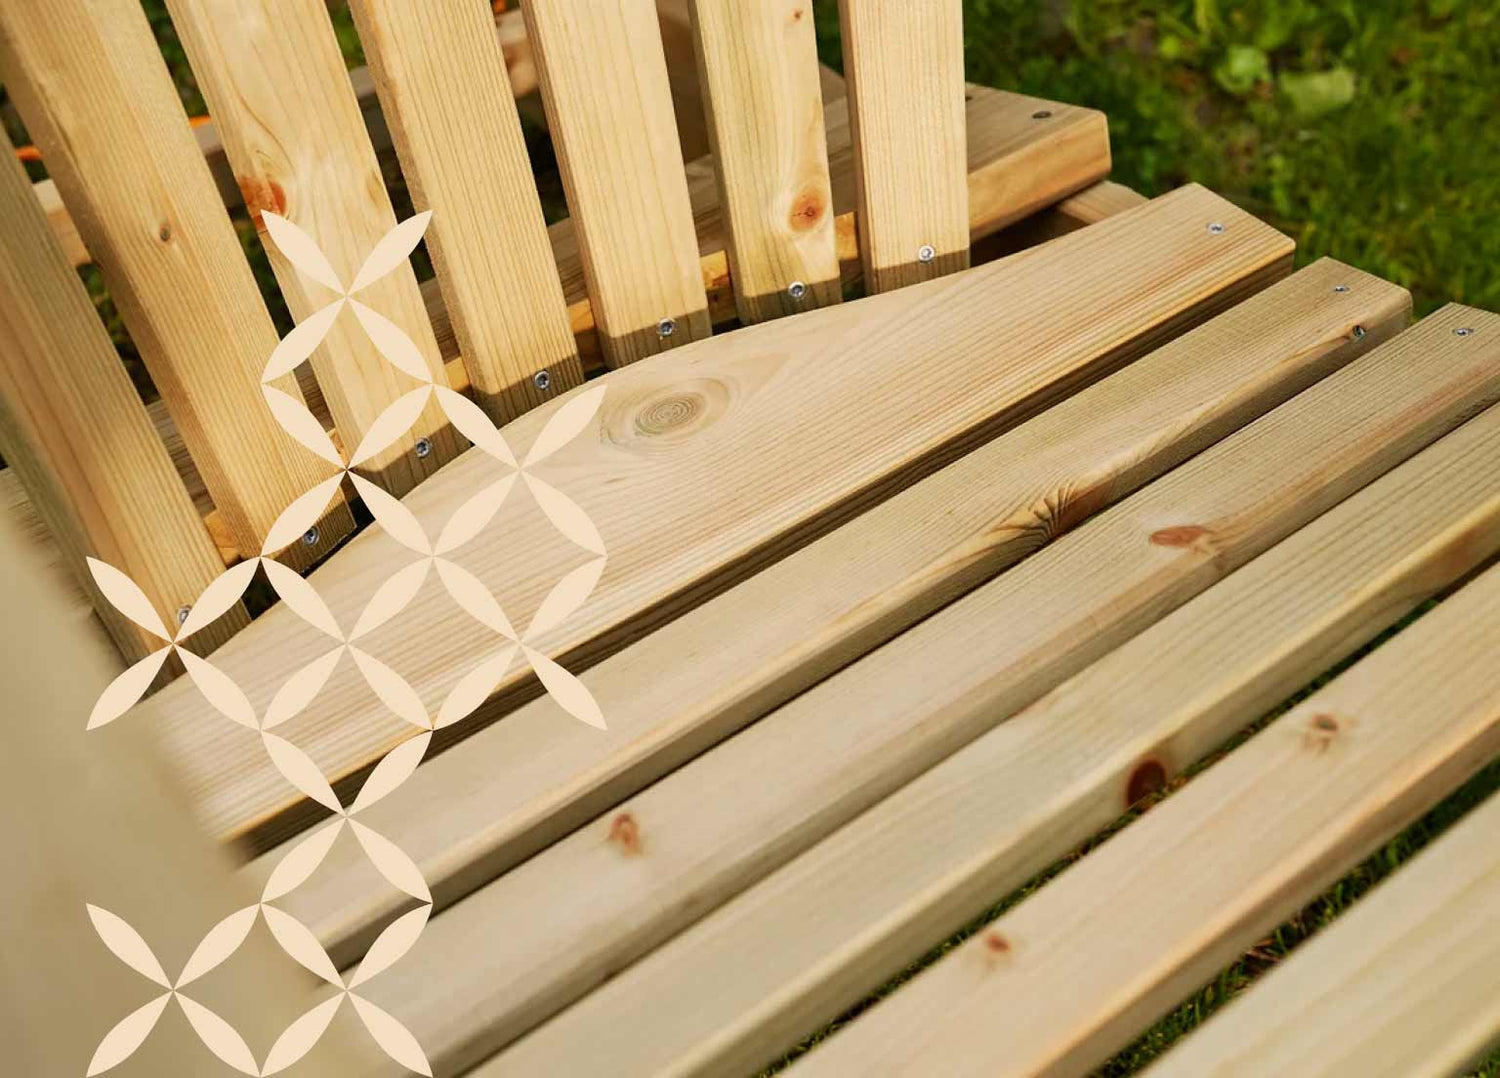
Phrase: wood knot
[
  {"left": 1304, "top": 712, "right": 1350, "bottom": 754},
  {"left": 791, "top": 6, "right": 805, "bottom": 21},
  {"left": 983, "top": 931, "right": 1011, "bottom": 954},
  {"left": 1126, "top": 757, "right": 1169, "bottom": 806},
  {"left": 237, "top": 177, "right": 287, "bottom": 227},
  {"left": 789, "top": 190, "right": 826, "bottom": 232},
  {"left": 157, "top": 223, "right": 172, "bottom": 242},
  {"left": 1150, "top": 524, "right": 1213, "bottom": 548},
  {"left": 636, "top": 392, "right": 706, "bottom": 437},
  {"left": 608, "top": 811, "right": 643, "bottom": 856},
  {"left": 608, "top": 378, "right": 730, "bottom": 452}
]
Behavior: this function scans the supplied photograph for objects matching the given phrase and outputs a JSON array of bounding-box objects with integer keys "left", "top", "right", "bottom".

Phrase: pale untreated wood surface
[
  {"left": 165, "top": 0, "right": 458, "bottom": 496},
  {"left": 1152, "top": 783, "right": 1500, "bottom": 1078},
  {"left": 689, "top": 0, "right": 842, "bottom": 322},
  {"left": 792, "top": 427, "right": 1500, "bottom": 1076},
  {"left": 350, "top": 0, "right": 584, "bottom": 420},
  {"left": 838, "top": 0, "right": 969, "bottom": 291},
  {"left": 524, "top": 0, "right": 710, "bottom": 367},
  {"left": 0, "top": 0, "right": 350, "bottom": 566},
  {"left": 248, "top": 257, "right": 1395, "bottom": 967},
  {"left": 135, "top": 186, "right": 1289, "bottom": 849},
  {"left": 490, "top": 325, "right": 1500, "bottom": 1078},
  {"left": 0, "top": 148, "right": 236, "bottom": 662},
  {"left": 381, "top": 299, "right": 1500, "bottom": 1078}
]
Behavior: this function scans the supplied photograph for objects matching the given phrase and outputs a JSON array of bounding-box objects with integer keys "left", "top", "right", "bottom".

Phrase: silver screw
[
  {"left": 1032, "top": 109, "right": 1052, "bottom": 119},
  {"left": 657, "top": 318, "right": 676, "bottom": 338},
  {"left": 534, "top": 369, "right": 552, "bottom": 391},
  {"left": 1455, "top": 327, "right": 1475, "bottom": 337},
  {"left": 302, "top": 526, "right": 320, "bottom": 546},
  {"left": 414, "top": 437, "right": 432, "bottom": 459},
  {"left": 917, "top": 244, "right": 936, "bottom": 263},
  {"left": 1351, "top": 324, "right": 1367, "bottom": 340},
  {"left": 176, "top": 605, "right": 191, "bottom": 626},
  {"left": 1332, "top": 284, "right": 1350, "bottom": 293},
  {"left": 788, "top": 281, "right": 808, "bottom": 300},
  {"left": 1207, "top": 222, "right": 1226, "bottom": 235}
]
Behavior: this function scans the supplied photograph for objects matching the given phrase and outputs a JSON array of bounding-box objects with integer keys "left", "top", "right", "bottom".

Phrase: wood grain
[
  {"left": 165, "top": 0, "right": 458, "bottom": 496},
  {"left": 486, "top": 313, "right": 1500, "bottom": 1078},
  {"left": 381, "top": 302, "right": 1500, "bottom": 1078},
  {"left": 0, "top": 149, "right": 237, "bottom": 662},
  {"left": 794, "top": 473, "right": 1500, "bottom": 1077},
  {"left": 838, "top": 0, "right": 969, "bottom": 291},
  {"left": 524, "top": 0, "right": 710, "bottom": 367},
  {"left": 134, "top": 185, "right": 1289, "bottom": 849},
  {"left": 349, "top": 0, "right": 584, "bottom": 420},
  {"left": 689, "top": 0, "right": 841, "bottom": 321},
  {"left": 0, "top": 0, "right": 350, "bottom": 567},
  {"left": 248, "top": 257, "right": 1397, "bottom": 967},
  {"left": 1151, "top": 781, "right": 1500, "bottom": 1078}
]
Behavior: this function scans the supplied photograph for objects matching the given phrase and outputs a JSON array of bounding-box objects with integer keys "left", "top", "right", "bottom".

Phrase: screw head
[
  {"left": 1032, "top": 109, "right": 1053, "bottom": 119},
  {"left": 788, "top": 281, "right": 808, "bottom": 300},
  {"left": 176, "top": 605, "right": 191, "bottom": 626},
  {"left": 1455, "top": 327, "right": 1475, "bottom": 337},
  {"left": 917, "top": 244, "right": 936, "bottom": 264},
  {"left": 414, "top": 437, "right": 432, "bottom": 459},
  {"left": 302, "top": 526, "right": 320, "bottom": 546},
  {"left": 533, "top": 369, "right": 552, "bottom": 391},
  {"left": 657, "top": 318, "right": 676, "bottom": 338},
  {"left": 1351, "top": 324, "right": 1367, "bottom": 340},
  {"left": 1207, "top": 222, "right": 1227, "bottom": 235},
  {"left": 1332, "top": 284, "right": 1350, "bottom": 293}
]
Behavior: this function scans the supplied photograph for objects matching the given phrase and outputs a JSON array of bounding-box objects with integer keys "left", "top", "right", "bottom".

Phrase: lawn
[{"left": 5, "top": 1, "right": 1498, "bottom": 1072}]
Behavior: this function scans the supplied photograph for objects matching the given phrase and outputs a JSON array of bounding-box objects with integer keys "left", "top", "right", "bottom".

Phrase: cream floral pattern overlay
[{"left": 82, "top": 211, "right": 607, "bottom": 1075}]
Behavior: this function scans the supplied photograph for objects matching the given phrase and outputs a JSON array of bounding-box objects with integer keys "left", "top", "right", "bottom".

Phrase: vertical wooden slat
[
  {"left": 0, "top": 0, "right": 349, "bottom": 568},
  {"left": 347, "top": 0, "right": 584, "bottom": 422},
  {"left": 689, "top": 0, "right": 841, "bottom": 323},
  {"left": 838, "top": 0, "right": 969, "bottom": 292},
  {"left": 165, "top": 0, "right": 460, "bottom": 496},
  {"left": 523, "top": 0, "right": 710, "bottom": 368},
  {"left": 0, "top": 151, "right": 240, "bottom": 662}
]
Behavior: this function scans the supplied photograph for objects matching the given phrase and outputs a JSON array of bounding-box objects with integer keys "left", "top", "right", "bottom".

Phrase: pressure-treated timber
[
  {"left": 980, "top": 179, "right": 1150, "bottom": 260},
  {"left": 487, "top": 323, "right": 1500, "bottom": 1077},
  {"left": 248, "top": 258, "right": 1401, "bottom": 966},
  {"left": 1151, "top": 785, "right": 1500, "bottom": 1078},
  {"left": 0, "top": 149, "right": 238, "bottom": 663},
  {"left": 523, "top": 0, "right": 710, "bottom": 367},
  {"left": 793, "top": 561, "right": 1500, "bottom": 1078},
  {"left": 689, "top": 0, "right": 842, "bottom": 321},
  {"left": 0, "top": 0, "right": 349, "bottom": 566},
  {"left": 165, "top": 0, "right": 458, "bottom": 496},
  {"left": 369, "top": 302, "right": 1500, "bottom": 1077},
  {"left": 838, "top": 0, "right": 969, "bottom": 291},
  {"left": 135, "top": 186, "right": 1290, "bottom": 849},
  {"left": 349, "top": 0, "right": 585, "bottom": 420}
]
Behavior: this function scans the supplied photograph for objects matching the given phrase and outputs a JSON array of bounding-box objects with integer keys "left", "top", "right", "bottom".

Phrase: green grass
[{"left": 5, "top": 1, "right": 1499, "bottom": 1071}]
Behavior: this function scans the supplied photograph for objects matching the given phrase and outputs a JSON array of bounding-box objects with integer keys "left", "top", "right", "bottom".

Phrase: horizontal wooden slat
[
  {"left": 484, "top": 313, "right": 1500, "bottom": 1078},
  {"left": 136, "top": 185, "right": 1288, "bottom": 849},
  {"left": 786, "top": 364, "right": 1500, "bottom": 1075},
  {"left": 249, "top": 257, "right": 1397, "bottom": 966},
  {"left": 384, "top": 301, "right": 1500, "bottom": 1077},
  {"left": 0, "top": 0, "right": 351, "bottom": 567},
  {"left": 1153, "top": 791, "right": 1500, "bottom": 1077}
]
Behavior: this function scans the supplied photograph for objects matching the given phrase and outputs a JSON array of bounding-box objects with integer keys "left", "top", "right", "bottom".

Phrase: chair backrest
[{"left": 0, "top": 0, "right": 968, "bottom": 665}]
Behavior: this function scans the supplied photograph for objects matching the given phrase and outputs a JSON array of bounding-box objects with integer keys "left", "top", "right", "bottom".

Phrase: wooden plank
[
  {"left": 0, "top": 149, "right": 238, "bottom": 662},
  {"left": 485, "top": 314, "right": 1500, "bottom": 1078},
  {"left": 0, "top": 510, "right": 377, "bottom": 1077},
  {"left": 250, "top": 257, "right": 1400, "bottom": 967},
  {"left": 165, "top": 0, "right": 458, "bottom": 496},
  {"left": 135, "top": 185, "right": 1289, "bottom": 849},
  {"left": 348, "top": 0, "right": 584, "bottom": 421},
  {"left": 0, "top": 0, "right": 350, "bottom": 567},
  {"left": 791, "top": 495, "right": 1500, "bottom": 1078},
  {"left": 369, "top": 302, "right": 1500, "bottom": 1078},
  {"left": 1154, "top": 792, "right": 1500, "bottom": 1077},
  {"left": 979, "top": 179, "right": 1149, "bottom": 261},
  {"left": 688, "top": 0, "right": 842, "bottom": 322},
  {"left": 524, "top": 0, "right": 710, "bottom": 367},
  {"left": 838, "top": 0, "right": 969, "bottom": 292}
]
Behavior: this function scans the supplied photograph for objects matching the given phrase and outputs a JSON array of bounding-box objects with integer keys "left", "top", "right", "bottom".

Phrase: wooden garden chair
[{"left": 2, "top": 2, "right": 1498, "bottom": 1075}]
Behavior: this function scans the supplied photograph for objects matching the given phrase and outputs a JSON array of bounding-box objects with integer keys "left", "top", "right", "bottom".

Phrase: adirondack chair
[{"left": 3, "top": 2, "right": 1499, "bottom": 1076}]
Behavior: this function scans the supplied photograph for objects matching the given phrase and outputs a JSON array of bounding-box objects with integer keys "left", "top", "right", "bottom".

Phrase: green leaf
[
  {"left": 1278, "top": 67, "right": 1358, "bottom": 118},
  {"left": 1213, "top": 44, "right": 1271, "bottom": 95}
]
